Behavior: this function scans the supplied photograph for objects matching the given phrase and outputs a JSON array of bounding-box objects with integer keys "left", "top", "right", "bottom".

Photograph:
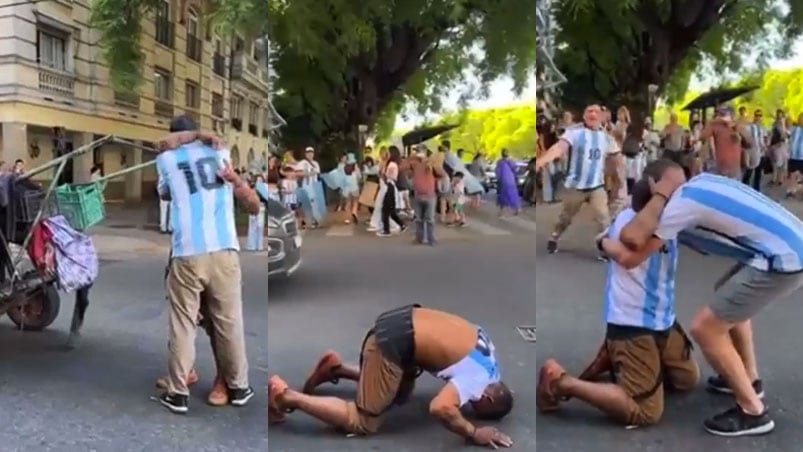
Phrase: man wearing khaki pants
[
  {"left": 535, "top": 104, "right": 621, "bottom": 261},
  {"left": 155, "top": 115, "right": 262, "bottom": 414}
]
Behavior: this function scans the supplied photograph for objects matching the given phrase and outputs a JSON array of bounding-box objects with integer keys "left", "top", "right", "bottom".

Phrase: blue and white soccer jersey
[
  {"left": 434, "top": 328, "right": 501, "bottom": 406},
  {"left": 156, "top": 144, "right": 239, "bottom": 258},
  {"left": 790, "top": 126, "right": 803, "bottom": 161},
  {"left": 655, "top": 173, "right": 803, "bottom": 273},
  {"left": 561, "top": 126, "right": 618, "bottom": 190},
  {"left": 747, "top": 124, "right": 766, "bottom": 168},
  {"left": 605, "top": 208, "right": 679, "bottom": 331}
]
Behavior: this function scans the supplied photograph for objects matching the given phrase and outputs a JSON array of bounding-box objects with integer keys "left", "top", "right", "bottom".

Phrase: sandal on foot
[{"left": 302, "top": 351, "right": 343, "bottom": 394}]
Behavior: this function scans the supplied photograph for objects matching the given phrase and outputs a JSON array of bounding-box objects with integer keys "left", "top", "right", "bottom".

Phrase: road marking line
[
  {"left": 500, "top": 215, "right": 538, "bottom": 233},
  {"left": 325, "top": 225, "right": 354, "bottom": 236},
  {"left": 465, "top": 219, "right": 511, "bottom": 236}
]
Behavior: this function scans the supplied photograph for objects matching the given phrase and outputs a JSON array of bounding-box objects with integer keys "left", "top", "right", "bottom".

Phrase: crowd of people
[
  {"left": 261, "top": 140, "right": 526, "bottom": 245},
  {"left": 535, "top": 102, "right": 803, "bottom": 438}
]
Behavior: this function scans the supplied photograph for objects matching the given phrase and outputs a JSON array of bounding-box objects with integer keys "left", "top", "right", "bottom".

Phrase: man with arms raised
[
  {"left": 618, "top": 159, "right": 803, "bottom": 436},
  {"left": 537, "top": 170, "right": 699, "bottom": 426},
  {"left": 268, "top": 305, "right": 514, "bottom": 449},
  {"left": 155, "top": 116, "right": 261, "bottom": 413},
  {"left": 535, "top": 104, "right": 622, "bottom": 259}
]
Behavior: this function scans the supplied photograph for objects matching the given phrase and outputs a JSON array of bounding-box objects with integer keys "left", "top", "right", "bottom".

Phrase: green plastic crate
[{"left": 54, "top": 182, "right": 106, "bottom": 230}]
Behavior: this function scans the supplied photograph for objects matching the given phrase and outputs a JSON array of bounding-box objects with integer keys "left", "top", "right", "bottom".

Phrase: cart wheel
[{"left": 7, "top": 284, "right": 61, "bottom": 331}]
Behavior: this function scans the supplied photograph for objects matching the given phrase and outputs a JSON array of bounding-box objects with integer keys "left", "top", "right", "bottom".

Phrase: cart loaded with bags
[{"left": 1, "top": 135, "right": 157, "bottom": 331}]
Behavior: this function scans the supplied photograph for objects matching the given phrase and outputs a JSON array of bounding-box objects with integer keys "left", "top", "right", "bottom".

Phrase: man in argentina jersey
[
  {"left": 743, "top": 109, "right": 767, "bottom": 191},
  {"left": 537, "top": 181, "right": 699, "bottom": 427},
  {"left": 618, "top": 159, "right": 803, "bottom": 437},
  {"left": 785, "top": 113, "right": 803, "bottom": 198},
  {"left": 155, "top": 116, "right": 262, "bottom": 414},
  {"left": 535, "top": 104, "right": 622, "bottom": 259}
]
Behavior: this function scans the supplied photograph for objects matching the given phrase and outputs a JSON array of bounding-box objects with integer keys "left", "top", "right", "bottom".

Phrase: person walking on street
[
  {"left": 377, "top": 146, "right": 407, "bottom": 237},
  {"left": 155, "top": 115, "right": 260, "bottom": 414}
]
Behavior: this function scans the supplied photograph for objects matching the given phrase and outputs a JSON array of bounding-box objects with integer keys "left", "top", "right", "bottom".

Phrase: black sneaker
[
  {"left": 706, "top": 375, "right": 764, "bottom": 398},
  {"left": 400, "top": 225, "right": 409, "bottom": 233},
  {"left": 229, "top": 386, "right": 255, "bottom": 406},
  {"left": 547, "top": 239, "right": 558, "bottom": 254},
  {"left": 158, "top": 393, "right": 188, "bottom": 414},
  {"left": 703, "top": 405, "right": 775, "bottom": 437},
  {"left": 596, "top": 254, "right": 609, "bottom": 262}
]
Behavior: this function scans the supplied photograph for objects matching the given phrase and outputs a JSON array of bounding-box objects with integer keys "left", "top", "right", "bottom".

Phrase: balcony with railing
[
  {"left": 231, "top": 52, "right": 261, "bottom": 81},
  {"left": 154, "top": 99, "right": 174, "bottom": 117},
  {"left": 38, "top": 67, "right": 75, "bottom": 97},
  {"left": 186, "top": 34, "right": 202, "bottom": 62},
  {"left": 113, "top": 90, "right": 140, "bottom": 108},
  {"left": 213, "top": 53, "right": 226, "bottom": 77},
  {"left": 154, "top": 17, "right": 175, "bottom": 48},
  {"left": 248, "top": 124, "right": 258, "bottom": 136}
]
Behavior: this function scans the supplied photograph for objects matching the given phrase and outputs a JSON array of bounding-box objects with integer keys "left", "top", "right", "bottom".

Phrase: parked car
[
  {"left": 515, "top": 162, "right": 529, "bottom": 194},
  {"left": 484, "top": 165, "right": 497, "bottom": 191},
  {"left": 267, "top": 198, "right": 302, "bottom": 278}
]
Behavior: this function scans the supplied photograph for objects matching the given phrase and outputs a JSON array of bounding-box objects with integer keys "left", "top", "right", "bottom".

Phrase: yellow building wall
[{"left": 0, "top": 0, "right": 270, "bottom": 200}]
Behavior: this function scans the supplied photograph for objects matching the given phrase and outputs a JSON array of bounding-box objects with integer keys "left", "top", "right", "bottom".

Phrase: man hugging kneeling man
[{"left": 537, "top": 173, "right": 700, "bottom": 427}]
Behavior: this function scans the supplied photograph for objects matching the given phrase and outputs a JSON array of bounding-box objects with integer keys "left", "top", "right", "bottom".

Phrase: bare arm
[
  {"left": 233, "top": 179, "right": 261, "bottom": 215},
  {"left": 619, "top": 195, "right": 668, "bottom": 250},
  {"left": 535, "top": 140, "right": 569, "bottom": 170},
  {"left": 603, "top": 237, "right": 665, "bottom": 269},
  {"left": 429, "top": 384, "right": 477, "bottom": 441}
]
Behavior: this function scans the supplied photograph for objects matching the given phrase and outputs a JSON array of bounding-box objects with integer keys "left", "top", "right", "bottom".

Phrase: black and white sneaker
[
  {"left": 706, "top": 375, "right": 764, "bottom": 398},
  {"left": 158, "top": 393, "right": 189, "bottom": 414},
  {"left": 229, "top": 386, "right": 255, "bottom": 406},
  {"left": 547, "top": 239, "right": 558, "bottom": 254},
  {"left": 703, "top": 405, "right": 775, "bottom": 437},
  {"left": 596, "top": 254, "right": 609, "bottom": 262}
]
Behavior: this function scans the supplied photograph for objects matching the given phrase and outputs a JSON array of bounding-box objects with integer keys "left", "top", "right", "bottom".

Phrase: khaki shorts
[
  {"left": 606, "top": 322, "right": 700, "bottom": 426},
  {"left": 346, "top": 335, "right": 406, "bottom": 434}
]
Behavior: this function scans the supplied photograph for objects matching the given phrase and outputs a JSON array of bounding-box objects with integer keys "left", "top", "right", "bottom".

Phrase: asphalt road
[
  {"left": 535, "top": 202, "right": 803, "bottom": 452},
  {"left": 268, "top": 229, "right": 536, "bottom": 451},
  {"left": 0, "top": 253, "right": 268, "bottom": 452}
]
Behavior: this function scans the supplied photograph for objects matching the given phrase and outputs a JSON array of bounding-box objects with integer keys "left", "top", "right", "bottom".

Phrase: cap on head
[
  {"left": 305, "top": 146, "right": 314, "bottom": 153},
  {"left": 169, "top": 115, "right": 199, "bottom": 133}
]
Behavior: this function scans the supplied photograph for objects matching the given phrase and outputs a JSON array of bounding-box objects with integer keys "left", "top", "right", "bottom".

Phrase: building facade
[{"left": 0, "top": 0, "right": 270, "bottom": 201}]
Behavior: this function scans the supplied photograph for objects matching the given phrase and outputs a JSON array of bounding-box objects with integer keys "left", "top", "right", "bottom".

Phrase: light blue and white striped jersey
[
  {"left": 656, "top": 173, "right": 803, "bottom": 273},
  {"left": 604, "top": 208, "right": 678, "bottom": 331},
  {"left": 561, "top": 126, "right": 618, "bottom": 190},
  {"left": 748, "top": 123, "right": 766, "bottom": 150},
  {"left": 790, "top": 126, "right": 803, "bottom": 160},
  {"left": 156, "top": 143, "right": 239, "bottom": 258}
]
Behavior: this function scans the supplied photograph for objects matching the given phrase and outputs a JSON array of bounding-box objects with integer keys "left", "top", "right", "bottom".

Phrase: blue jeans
[{"left": 414, "top": 196, "right": 436, "bottom": 244}]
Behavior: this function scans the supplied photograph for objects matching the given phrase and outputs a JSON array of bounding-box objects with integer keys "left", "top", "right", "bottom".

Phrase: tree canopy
[
  {"left": 90, "top": 0, "right": 536, "bottom": 154},
  {"left": 654, "top": 67, "right": 803, "bottom": 127},
  {"left": 551, "top": 0, "right": 803, "bottom": 114},
  {"left": 383, "top": 104, "right": 536, "bottom": 161}
]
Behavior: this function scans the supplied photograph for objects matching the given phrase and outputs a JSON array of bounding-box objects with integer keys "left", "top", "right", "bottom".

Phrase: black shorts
[{"left": 789, "top": 159, "right": 803, "bottom": 174}]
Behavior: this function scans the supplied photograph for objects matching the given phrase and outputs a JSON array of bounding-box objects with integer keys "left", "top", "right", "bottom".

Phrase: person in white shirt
[
  {"left": 535, "top": 104, "right": 622, "bottom": 259},
  {"left": 450, "top": 172, "right": 467, "bottom": 226},
  {"left": 158, "top": 181, "right": 172, "bottom": 234},
  {"left": 296, "top": 147, "right": 321, "bottom": 228},
  {"left": 743, "top": 109, "right": 767, "bottom": 191},
  {"left": 537, "top": 177, "right": 698, "bottom": 427}
]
